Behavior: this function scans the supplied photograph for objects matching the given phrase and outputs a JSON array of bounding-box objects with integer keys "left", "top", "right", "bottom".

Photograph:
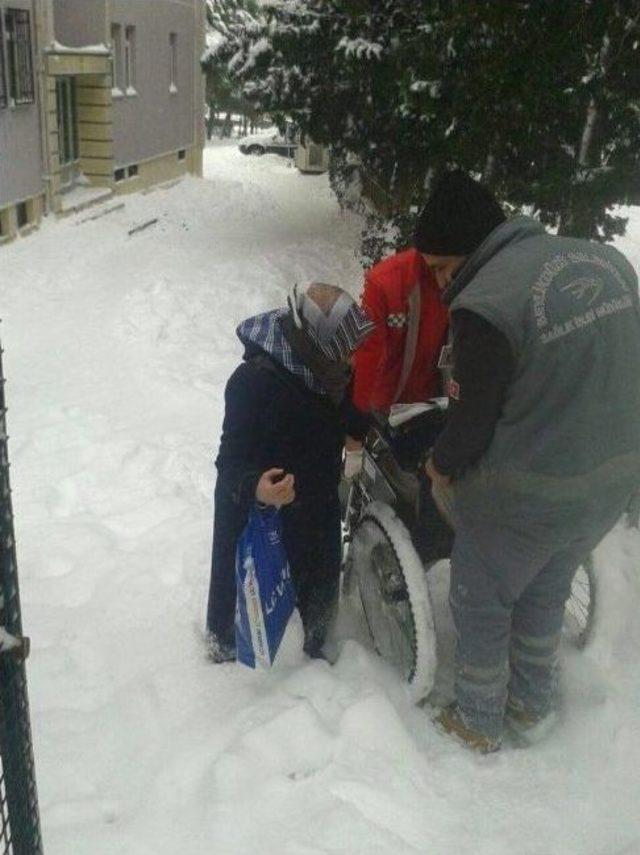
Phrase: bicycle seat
[{"left": 388, "top": 398, "right": 448, "bottom": 429}]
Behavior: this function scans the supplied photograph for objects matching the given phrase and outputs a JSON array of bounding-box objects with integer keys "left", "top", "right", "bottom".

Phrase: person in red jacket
[
  {"left": 352, "top": 247, "right": 449, "bottom": 414},
  {"left": 344, "top": 246, "right": 452, "bottom": 563}
]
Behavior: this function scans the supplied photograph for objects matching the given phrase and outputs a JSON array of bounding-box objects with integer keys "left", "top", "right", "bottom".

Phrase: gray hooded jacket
[{"left": 446, "top": 216, "right": 640, "bottom": 533}]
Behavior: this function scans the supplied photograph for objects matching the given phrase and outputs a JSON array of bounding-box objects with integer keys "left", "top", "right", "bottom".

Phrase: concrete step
[{"left": 57, "top": 184, "right": 114, "bottom": 218}]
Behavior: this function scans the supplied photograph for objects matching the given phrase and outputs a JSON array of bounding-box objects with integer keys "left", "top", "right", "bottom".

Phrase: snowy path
[{"left": 1, "top": 143, "right": 640, "bottom": 854}]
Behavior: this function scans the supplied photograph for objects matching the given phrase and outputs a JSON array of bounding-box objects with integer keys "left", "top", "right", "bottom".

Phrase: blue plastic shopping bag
[{"left": 235, "top": 504, "right": 296, "bottom": 668}]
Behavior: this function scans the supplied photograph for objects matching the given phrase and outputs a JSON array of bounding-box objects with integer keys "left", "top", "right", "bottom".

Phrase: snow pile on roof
[{"left": 48, "top": 40, "right": 111, "bottom": 56}]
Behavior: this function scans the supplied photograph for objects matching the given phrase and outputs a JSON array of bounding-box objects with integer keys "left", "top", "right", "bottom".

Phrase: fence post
[{"left": 0, "top": 338, "right": 43, "bottom": 855}]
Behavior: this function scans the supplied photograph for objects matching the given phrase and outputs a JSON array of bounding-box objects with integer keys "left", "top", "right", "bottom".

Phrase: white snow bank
[{"left": 0, "top": 143, "right": 639, "bottom": 854}]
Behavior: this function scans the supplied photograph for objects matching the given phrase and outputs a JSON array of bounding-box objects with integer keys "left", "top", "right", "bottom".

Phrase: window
[
  {"left": 0, "top": 16, "right": 6, "bottom": 108},
  {"left": 177, "top": 149, "right": 186, "bottom": 161},
  {"left": 16, "top": 201, "right": 29, "bottom": 229},
  {"left": 5, "top": 8, "right": 35, "bottom": 105},
  {"left": 169, "top": 32, "right": 177, "bottom": 92},
  {"left": 114, "top": 167, "right": 126, "bottom": 182},
  {"left": 127, "top": 164, "right": 138, "bottom": 178},
  {"left": 110, "top": 23, "right": 122, "bottom": 93},
  {"left": 124, "top": 25, "right": 136, "bottom": 94}
]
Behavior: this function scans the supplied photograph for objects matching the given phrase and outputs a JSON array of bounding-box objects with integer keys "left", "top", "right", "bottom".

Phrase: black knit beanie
[{"left": 414, "top": 170, "right": 506, "bottom": 256}]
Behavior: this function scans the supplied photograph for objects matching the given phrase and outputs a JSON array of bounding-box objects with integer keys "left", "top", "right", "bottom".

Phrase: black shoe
[
  {"left": 205, "top": 632, "right": 236, "bottom": 664},
  {"left": 304, "top": 644, "right": 329, "bottom": 662}
]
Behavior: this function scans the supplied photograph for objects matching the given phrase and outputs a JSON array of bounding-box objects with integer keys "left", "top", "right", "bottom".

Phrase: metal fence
[{"left": 0, "top": 340, "right": 43, "bottom": 855}]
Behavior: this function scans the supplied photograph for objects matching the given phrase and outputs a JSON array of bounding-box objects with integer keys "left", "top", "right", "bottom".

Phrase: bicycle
[{"left": 341, "top": 401, "right": 597, "bottom": 703}]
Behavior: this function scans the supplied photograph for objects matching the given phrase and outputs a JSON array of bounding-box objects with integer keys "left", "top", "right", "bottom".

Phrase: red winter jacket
[{"left": 352, "top": 249, "right": 449, "bottom": 413}]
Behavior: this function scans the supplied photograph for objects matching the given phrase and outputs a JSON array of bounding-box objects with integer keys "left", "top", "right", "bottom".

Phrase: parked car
[{"left": 238, "top": 129, "right": 297, "bottom": 158}]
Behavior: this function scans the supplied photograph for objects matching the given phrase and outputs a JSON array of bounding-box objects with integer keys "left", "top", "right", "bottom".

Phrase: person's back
[
  {"left": 448, "top": 217, "right": 640, "bottom": 530},
  {"left": 216, "top": 348, "right": 346, "bottom": 502},
  {"left": 414, "top": 170, "right": 640, "bottom": 751}
]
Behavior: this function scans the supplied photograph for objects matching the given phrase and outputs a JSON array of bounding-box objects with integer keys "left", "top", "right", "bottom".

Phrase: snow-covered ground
[{"left": 1, "top": 142, "right": 640, "bottom": 854}]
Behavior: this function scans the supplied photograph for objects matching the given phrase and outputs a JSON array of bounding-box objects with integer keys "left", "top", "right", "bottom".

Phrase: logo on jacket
[
  {"left": 386, "top": 313, "right": 408, "bottom": 328},
  {"left": 560, "top": 276, "right": 604, "bottom": 305}
]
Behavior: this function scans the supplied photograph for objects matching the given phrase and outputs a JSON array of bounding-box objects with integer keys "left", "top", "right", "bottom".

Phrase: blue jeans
[{"left": 450, "top": 489, "right": 632, "bottom": 740}]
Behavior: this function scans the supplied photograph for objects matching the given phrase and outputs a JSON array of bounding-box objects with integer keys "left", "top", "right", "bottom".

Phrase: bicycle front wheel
[
  {"left": 351, "top": 501, "right": 437, "bottom": 702},
  {"left": 563, "top": 555, "right": 597, "bottom": 648}
]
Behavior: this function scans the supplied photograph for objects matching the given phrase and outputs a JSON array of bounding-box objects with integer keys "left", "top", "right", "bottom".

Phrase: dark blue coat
[{"left": 206, "top": 344, "right": 356, "bottom": 652}]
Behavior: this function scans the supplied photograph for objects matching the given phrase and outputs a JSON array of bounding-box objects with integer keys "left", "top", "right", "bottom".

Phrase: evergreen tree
[
  {"left": 202, "top": 0, "right": 262, "bottom": 137},
  {"left": 441, "top": 1, "right": 640, "bottom": 242},
  {"left": 217, "top": 1, "right": 640, "bottom": 261}
]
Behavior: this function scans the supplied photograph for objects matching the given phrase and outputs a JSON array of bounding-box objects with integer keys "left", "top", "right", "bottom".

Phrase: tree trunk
[
  {"left": 206, "top": 103, "right": 216, "bottom": 140},
  {"left": 560, "top": 31, "right": 612, "bottom": 237},
  {"left": 577, "top": 95, "right": 600, "bottom": 170},
  {"left": 482, "top": 152, "right": 496, "bottom": 185},
  {"left": 220, "top": 112, "right": 233, "bottom": 138}
]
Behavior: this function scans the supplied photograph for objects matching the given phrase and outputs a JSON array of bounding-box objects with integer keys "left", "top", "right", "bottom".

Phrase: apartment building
[{"left": 0, "top": 0, "right": 205, "bottom": 245}]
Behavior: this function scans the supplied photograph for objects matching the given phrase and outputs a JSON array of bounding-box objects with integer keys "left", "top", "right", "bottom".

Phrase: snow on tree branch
[{"left": 335, "top": 37, "right": 383, "bottom": 60}]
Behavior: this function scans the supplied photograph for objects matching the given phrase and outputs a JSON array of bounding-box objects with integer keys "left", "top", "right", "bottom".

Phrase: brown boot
[
  {"left": 435, "top": 703, "right": 501, "bottom": 754},
  {"left": 505, "top": 698, "right": 557, "bottom": 746}
]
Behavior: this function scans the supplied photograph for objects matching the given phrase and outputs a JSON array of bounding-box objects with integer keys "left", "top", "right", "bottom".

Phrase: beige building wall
[{"left": 76, "top": 71, "right": 113, "bottom": 187}]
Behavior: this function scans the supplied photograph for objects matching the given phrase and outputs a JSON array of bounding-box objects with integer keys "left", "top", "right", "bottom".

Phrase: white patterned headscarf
[{"left": 289, "top": 282, "right": 375, "bottom": 361}]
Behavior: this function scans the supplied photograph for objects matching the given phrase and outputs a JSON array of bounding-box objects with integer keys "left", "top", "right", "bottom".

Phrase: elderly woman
[{"left": 206, "top": 283, "right": 374, "bottom": 662}]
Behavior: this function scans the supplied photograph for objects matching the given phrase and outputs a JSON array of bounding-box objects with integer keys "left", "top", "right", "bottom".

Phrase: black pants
[
  {"left": 206, "top": 488, "right": 246, "bottom": 647},
  {"left": 281, "top": 497, "right": 342, "bottom": 655}
]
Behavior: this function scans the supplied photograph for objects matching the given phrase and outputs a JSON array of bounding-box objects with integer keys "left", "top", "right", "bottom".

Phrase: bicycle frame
[{"left": 344, "top": 429, "right": 404, "bottom": 535}]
